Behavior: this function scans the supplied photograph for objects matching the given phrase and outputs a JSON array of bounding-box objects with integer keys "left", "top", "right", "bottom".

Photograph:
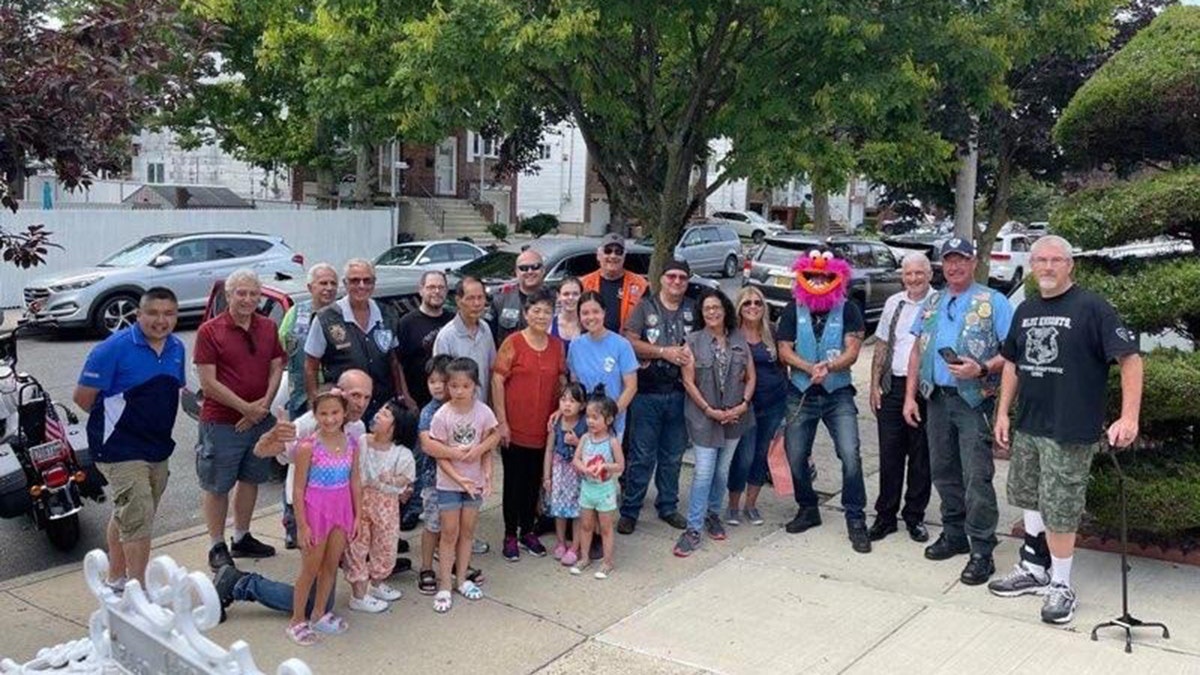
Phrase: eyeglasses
[
  {"left": 347, "top": 277, "right": 375, "bottom": 286},
  {"left": 1032, "top": 256, "right": 1070, "bottom": 266},
  {"left": 517, "top": 263, "right": 544, "bottom": 273},
  {"left": 663, "top": 273, "right": 689, "bottom": 282},
  {"left": 741, "top": 299, "right": 764, "bottom": 308},
  {"left": 602, "top": 245, "right": 625, "bottom": 256}
]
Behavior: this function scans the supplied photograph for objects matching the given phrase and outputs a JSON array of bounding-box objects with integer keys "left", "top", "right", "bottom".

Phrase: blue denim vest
[
  {"left": 917, "top": 285, "right": 1001, "bottom": 408},
  {"left": 789, "top": 302, "right": 851, "bottom": 394}
]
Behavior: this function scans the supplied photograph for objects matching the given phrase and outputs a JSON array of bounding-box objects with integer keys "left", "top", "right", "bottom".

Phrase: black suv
[{"left": 742, "top": 233, "right": 903, "bottom": 324}]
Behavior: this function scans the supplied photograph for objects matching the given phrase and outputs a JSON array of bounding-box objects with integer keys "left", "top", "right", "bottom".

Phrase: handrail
[{"left": 413, "top": 184, "right": 446, "bottom": 233}]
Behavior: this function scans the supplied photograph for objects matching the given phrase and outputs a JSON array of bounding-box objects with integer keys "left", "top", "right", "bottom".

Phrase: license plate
[
  {"left": 30, "top": 441, "right": 63, "bottom": 465},
  {"left": 773, "top": 275, "right": 793, "bottom": 288}
]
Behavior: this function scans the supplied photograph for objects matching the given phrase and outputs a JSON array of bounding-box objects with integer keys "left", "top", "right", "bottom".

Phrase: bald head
[
  {"left": 336, "top": 369, "right": 373, "bottom": 422},
  {"left": 515, "top": 249, "right": 546, "bottom": 293}
]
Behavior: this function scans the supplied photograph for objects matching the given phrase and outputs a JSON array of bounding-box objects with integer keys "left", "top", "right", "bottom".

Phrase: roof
[{"left": 124, "top": 185, "right": 252, "bottom": 209}]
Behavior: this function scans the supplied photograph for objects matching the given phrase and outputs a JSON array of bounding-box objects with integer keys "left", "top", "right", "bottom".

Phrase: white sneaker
[
  {"left": 369, "top": 582, "right": 403, "bottom": 601},
  {"left": 348, "top": 594, "right": 388, "bottom": 613}
]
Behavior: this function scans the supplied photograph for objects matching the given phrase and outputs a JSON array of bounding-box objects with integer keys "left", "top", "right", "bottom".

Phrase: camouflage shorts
[{"left": 1006, "top": 432, "right": 1098, "bottom": 532}]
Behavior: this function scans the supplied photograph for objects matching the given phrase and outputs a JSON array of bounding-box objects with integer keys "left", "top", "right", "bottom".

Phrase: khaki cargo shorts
[
  {"left": 99, "top": 460, "right": 169, "bottom": 542},
  {"left": 1006, "top": 431, "right": 1098, "bottom": 532}
]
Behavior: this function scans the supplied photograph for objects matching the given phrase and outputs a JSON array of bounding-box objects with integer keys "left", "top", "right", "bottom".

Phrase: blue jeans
[
  {"left": 232, "top": 572, "right": 333, "bottom": 615},
  {"left": 686, "top": 438, "right": 741, "bottom": 531},
  {"left": 728, "top": 398, "right": 786, "bottom": 493},
  {"left": 620, "top": 392, "right": 688, "bottom": 521},
  {"left": 783, "top": 387, "right": 866, "bottom": 522}
]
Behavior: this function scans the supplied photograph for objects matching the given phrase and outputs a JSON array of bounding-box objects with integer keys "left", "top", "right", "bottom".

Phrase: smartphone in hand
[{"left": 938, "top": 347, "right": 964, "bottom": 365}]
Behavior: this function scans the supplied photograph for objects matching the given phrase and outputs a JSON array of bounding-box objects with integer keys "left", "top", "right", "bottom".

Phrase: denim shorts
[
  {"left": 195, "top": 418, "right": 274, "bottom": 494},
  {"left": 420, "top": 486, "right": 441, "bottom": 533},
  {"left": 436, "top": 489, "right": 483, "bottom": 511}
]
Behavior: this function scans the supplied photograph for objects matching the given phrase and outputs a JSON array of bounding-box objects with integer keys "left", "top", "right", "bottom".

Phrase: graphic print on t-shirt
[
  {"left": 1020, "top": 316, "right": 1071, "bottom": 376},
  {"left": 452, "top": 422, "right": 478, "bottom": 446}
]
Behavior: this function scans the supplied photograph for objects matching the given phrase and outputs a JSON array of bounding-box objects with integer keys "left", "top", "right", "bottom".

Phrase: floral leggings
[{"left": 345, "top": 489, "right": 400, "bottom": 585}]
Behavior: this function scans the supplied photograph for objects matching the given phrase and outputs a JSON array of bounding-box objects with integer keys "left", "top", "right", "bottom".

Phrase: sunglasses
[
  {"left": 517, "top": 263, "right": 544, "bottom": 273},
  {"left": 602, "top": 245, "right": 625, "bottom": 256},
  {"left": 741, "top": 299, "right": 764, "bottom": 308},
  {"left": 346, "top": 277, "right": 375, "bottom": 286},
  {"left": 664, "top": 273, "right": 689, "bottom": 282}
]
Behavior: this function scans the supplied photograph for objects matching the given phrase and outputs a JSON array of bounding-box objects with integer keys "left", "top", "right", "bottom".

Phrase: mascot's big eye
[
  {"left": 820, "top": 251, "right": 834, "bottom": 261},
  {"left": 807, "top": 250, "right": 822, "bottom": 260}
]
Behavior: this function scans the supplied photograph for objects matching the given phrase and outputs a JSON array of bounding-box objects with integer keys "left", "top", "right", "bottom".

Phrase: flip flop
[
  {"left": 286, "top": 621, "right": 319, "bottom": 646},
  {"left": 312, "top": 611, "right": 348, "bottom": 635}
]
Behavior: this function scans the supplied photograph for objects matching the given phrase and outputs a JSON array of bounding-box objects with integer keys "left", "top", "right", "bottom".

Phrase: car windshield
[
  {"left": 457, "top": 251, "right": 519, "bottom": 280},
  {"left": 99, "top": 238, "right": 169, "bottom": 267},
  {"left": 758, "top": 241, "right": 819, "bottom": 268},
  {"left": 745, "top": 211, "right": 769, "bottom": 224},
  {"left": 375, "top": 244, "right": 423, "bottom": 267}
]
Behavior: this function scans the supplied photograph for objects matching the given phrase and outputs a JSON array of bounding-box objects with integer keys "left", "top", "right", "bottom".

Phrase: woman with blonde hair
[{"left": 725, "top": 286, "right": 789, "bottom": 526}]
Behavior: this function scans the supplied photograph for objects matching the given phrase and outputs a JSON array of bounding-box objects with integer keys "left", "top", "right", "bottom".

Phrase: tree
[
  {"left": 391, "top": 1, "right": 1014, "bottom": 278},
  {"left": 0, "top": 0, "right": 217, "bottom": 266}
]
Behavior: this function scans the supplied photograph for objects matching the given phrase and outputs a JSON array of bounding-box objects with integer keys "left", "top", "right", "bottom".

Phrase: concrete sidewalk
[{"left": 2, "top": 361, "right": 1197, "bottom": 673}]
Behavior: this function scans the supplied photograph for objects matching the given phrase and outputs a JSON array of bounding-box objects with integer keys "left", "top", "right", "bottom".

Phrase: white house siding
[
  {"left": 515, "top": 122, "right": 588, "bottom": 225},
  {"left": 133, "top": 130, "right": 291, "bottom": 201},
  {"left": 704, "top": 138, "right": 748, "bottom": 213}
]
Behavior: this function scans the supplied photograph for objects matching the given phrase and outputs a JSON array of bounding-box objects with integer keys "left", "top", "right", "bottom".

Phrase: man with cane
[{"left": 990, "top": 235, "right": 1142, "bottom": 624}]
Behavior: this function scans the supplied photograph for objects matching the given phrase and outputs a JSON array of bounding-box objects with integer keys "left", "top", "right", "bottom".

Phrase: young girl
[
  {"left": 345, "top": 402, "right": 417, "bottom": 613},
  {"left": 570, "top": 392, "right": 624, "bottom": 579},
  {"left": 289, "top": 387, "right": 362, "bottom": 645},
  {"left": 543, "top": 383, "right": 587, "bottom": 567},
  {"left": 428, "top": 357, "right": 500, "bottom": 613}
]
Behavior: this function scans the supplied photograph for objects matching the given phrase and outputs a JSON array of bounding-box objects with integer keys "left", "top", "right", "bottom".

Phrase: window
[
  {"left": 146, "top": 163, "right": 165, "bottom": 184},
  {"left": 451, "top": 243, "right": 481, "bottom": 261},
  {"left": 681, "top": 229, "right": 703, "bottom": 247},
  {"left": 423, "top": 244, "right": 452, "bottom": 264},
  {"left": 759, "top": 242, "right": 818, "bottom": 267},
  {"left": 720, "top": 227, "right": 739, "bottom": 242},
  {"left": 162, "top": 240, "right": 209, "bottom": 265},
  {"left": 870, "top": 243, "right": 898, "bottom": 269},
  {"left": 1010, "top": 236, "right": 1029, "bottom": 252},
  {"left": 469, "top": 132, "right": 501, "bottom": 160},
  {"left": 538, "top": 144, "right": 552, "bottom": 161},
  {"left": 841, "top": 244, "right": 875, "bottom": 269},
  {"left": 558, "top": 253, "right": 600, "bottom": 278},
  {"left": 211, "top": 238, "right": 271, "bottom": 260}
]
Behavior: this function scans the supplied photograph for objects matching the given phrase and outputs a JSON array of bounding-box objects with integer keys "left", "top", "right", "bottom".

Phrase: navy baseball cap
[{"left": 939, "top": 237, "right": 976, "bottom": 259}]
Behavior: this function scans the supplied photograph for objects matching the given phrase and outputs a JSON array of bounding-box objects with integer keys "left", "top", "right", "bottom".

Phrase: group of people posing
[{"left": 73, "top": 229, "right": 1141, "bottom": 647}]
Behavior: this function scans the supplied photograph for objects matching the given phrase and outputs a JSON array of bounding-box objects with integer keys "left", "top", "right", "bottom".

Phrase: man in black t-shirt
[
  {"left": 990, "top": 235, "right": 1141, "bottom": 625},
  {"left": 395, "top": 271, "right": 453, "bottom": 408}
]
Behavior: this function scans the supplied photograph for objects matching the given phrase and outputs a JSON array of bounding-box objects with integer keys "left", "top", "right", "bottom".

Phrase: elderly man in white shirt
[{"left": 868, "top": 252, "right": 935, "bottom": 544}]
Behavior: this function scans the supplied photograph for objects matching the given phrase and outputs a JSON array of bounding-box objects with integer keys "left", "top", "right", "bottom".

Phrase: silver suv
[{"left": 22, "top": 232, "right": 304, "bottom": 334}]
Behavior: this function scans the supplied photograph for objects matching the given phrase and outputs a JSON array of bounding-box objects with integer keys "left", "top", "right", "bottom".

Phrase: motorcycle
[{"left": 0, "top": 326, "right": 105, "bottom": 551}]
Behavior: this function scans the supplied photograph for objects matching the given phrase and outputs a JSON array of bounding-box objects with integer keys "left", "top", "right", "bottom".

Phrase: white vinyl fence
[{"left": 0, "top": 208, "right": 395, "bottom": 308}]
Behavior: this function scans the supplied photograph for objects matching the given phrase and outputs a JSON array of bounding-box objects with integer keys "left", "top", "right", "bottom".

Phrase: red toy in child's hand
[{"left": 586, "top": 454, "right": 609, "bottom": 481}]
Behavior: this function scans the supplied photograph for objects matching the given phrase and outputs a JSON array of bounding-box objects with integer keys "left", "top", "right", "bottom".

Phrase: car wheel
[
  {"left": 752, "top": 230, "right": 766, "bottom": 244},
  {"left": 93, "top": 293, "right": 139, "bottom": 335},
  {"left": 722, "top": 255, "right": 739, "bottom": 279}
]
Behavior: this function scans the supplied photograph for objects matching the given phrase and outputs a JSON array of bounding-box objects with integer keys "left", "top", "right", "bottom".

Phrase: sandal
[
  {"left": 457, "top": 580, "right": 484, "bottom": 601},
  {"left": 452, "top": 566, "right": 485, "bottom": 585},
  {"left": 433, "top": 590, "right": 452, "bottom": 613},
  {"left": 312, "top": 612, "right": 348, "bottom": 635},
  {"left": 286, "top": 621, "right": 319, "bottom": 646},
  {"left": 594, "top": 562, "right": 614, "bottom": 580},
  {"left": 418, "top": 569, "right": 437, "bottom": 595},
  {"left": 569, "top": 558, "right": 591, "bottom": 576}
]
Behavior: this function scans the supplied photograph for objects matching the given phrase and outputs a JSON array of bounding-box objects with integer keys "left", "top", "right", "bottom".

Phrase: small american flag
[{"left": 45, "top": 405, "right": 67, "bottom": 445}]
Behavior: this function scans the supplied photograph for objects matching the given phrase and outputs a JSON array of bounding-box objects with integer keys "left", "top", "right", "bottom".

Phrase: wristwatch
[{"left": 977, "top": 362, "right": 990, "bottom": 379}]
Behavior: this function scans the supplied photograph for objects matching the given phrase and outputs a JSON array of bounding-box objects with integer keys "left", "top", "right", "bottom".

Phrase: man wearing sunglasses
[
  {"left": 488, "top": 249, "right": 546, "bottom": 347},
  {"left": 580, "top": 232, "right": 647, "bottom": 333}
]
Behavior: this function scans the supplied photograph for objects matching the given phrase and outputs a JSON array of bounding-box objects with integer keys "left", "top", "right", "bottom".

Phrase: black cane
[{"left": 1089, "top": 448, "right": 1170, "bottom": 653}]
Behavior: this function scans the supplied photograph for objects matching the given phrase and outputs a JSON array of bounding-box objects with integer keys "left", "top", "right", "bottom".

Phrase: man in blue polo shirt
[{"left": 74, "top": 287, "right": 185, "bottom": 589}]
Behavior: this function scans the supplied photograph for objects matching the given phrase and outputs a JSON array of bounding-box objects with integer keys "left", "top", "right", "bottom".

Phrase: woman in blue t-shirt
[{"left": 566, "top": 291, "right": 638, "bottom": 435}]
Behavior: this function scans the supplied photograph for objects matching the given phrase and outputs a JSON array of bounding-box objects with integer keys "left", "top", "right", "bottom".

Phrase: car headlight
[{"left": 49, "top": 276, "right": 102, "bottom": 292}]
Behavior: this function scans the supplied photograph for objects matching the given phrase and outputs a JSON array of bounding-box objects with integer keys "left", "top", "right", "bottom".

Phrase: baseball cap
[
  {"left": 663, "top": 259, "right": 691, "bottom": 276},
  {"left": 939, "top": 237, "right": 976, "bottom": 259},
  {"left": 600, "top": 232, "right": 625, "bottom": 249}
]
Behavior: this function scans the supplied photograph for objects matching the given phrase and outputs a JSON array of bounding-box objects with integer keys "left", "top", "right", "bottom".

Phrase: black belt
[{"left": 932, "top": 385, "right": 959, "bottom": 397}]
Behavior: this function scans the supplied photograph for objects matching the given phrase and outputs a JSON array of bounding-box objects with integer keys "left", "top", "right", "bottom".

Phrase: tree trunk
[
  {"left": 953, "top": 127, "right": 979, "bottom": 241},
  {"left": 812, "top": 187, "right": 831, "bottom": 235},
  {"left": 313, "top": 119, "right": 337, "bottom": 209},
  {"left": 977, "top": 138, "right": 1015, "bottom": 284},
  {"left": 353, "top": 141, "right": 375, "bottom": 208}
]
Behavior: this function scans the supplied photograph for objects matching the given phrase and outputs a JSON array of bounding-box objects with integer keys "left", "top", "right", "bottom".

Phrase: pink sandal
[{"left": 286, "top": 621, "right": 318, "bottom": 646}]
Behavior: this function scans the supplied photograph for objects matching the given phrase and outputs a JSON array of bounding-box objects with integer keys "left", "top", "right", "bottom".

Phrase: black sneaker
[
  {"left": 213, "top": 564, "right": 247, "bottom": 609},
  {"left": 906, "top": 522, "right": 930, "bottom": 543},
  {"left": 848, "top": 521, "right": 872, "bottom": 554},
  {"left": 923, "top": 533, "right": 970, "bottom": 561},
  {"left": 230, "top": 533, "right": 276, "bottom": 559},
  {"left": 784, "top": 507, "right": 822, "bottom": 534},
  {"left": 959, "top": 554, "right": 995, "bottom": 585},
  {"left": 208, "top": 542, "right": 234, "bottom": 571},
  {"left": 397, "top": 538, "right": 411, "bottom": 554},
  {"left": 660, "top": 512, "right": 688, "bottom": 530},
  {"left": 616, "top": 516, "right": 637, "bottom": 535},
  {"left": 284, "top": 531, "right": 297, "bottom": 550},
  {"left": 400, "top": 512, "right": 421, "bottom": 532},
  {"left": 520, "top": 533, "right": 548, "bottom": 557},
  {"left": 391, "top": 557, "right": 413, "bottom": 576},
  {"left": 867, "top": 520, "right": 897, "bottom": 542}
]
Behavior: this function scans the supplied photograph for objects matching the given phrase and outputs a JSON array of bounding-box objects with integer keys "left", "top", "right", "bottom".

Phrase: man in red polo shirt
[{"left": 195, "top": 269, "right": 286, "bottom": 571}]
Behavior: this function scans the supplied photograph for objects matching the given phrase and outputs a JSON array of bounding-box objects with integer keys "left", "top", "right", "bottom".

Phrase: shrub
[
  {"left": 520, "top": 213, "right": 559, "bottom": 238},
  {"left": 1087, "top": 444, "right": 1200, "bottom": 537},
  {"left": 487, "top": 221, "right": 509, "bottom": 242},
  {"left": 1051, "top": 168, "right": 1200, "bottom": 250},
  {"left": 1076, "top": 255, "right": 1200, "bottom": 343}
]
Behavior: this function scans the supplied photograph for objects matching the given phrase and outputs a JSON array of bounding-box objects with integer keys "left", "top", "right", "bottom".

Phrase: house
[
  {"left": 132, "top": 130, "right": 291, "bottom": 201},
  {"left": 513, "top": 121, "right": 609, "bottom": 235},
  {"left": 123, "top": 184, "right": 251, "bottom": 209}
]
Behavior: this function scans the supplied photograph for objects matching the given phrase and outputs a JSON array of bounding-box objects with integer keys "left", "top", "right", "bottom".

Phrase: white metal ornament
[{"left": 0, "top": 550, "right": 310, "bottom": 675}]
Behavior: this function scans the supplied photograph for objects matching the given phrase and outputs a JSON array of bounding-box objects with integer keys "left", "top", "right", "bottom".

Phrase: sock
[
  {"left": 232, "top": 529, "right": 248, "bottom": 543},
  {"left": 1050, "top": 555, "right": 1073, "bottom": 586},
  {"left": 1023, "top": 510, "right": 1045, "bottom": 537}
]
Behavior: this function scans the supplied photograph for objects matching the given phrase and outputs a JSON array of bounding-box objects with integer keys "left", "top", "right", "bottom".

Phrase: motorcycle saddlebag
[{"left": 0, "top": 443, "right": 31, "bottom": 518}]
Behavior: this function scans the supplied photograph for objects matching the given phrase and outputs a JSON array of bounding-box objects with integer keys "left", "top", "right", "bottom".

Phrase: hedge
[
  {"left": 1051, "top": 168, "right": 1200, "bottom": 249},
  {"left": 1076, "top": 255, "right": 1200, "bottom": 343},
  {"left": 1105, "top": 349, "right": 1200, "bottom": 433},
  {"left": 520, "top": 213, "right": 560, "bottom": 238},
  {"left": 1087, "top": 445, "right": 1200, "bottom": 536},
  {"left": 1055, "top": 5, "right": 1200, "bottom": 166}
]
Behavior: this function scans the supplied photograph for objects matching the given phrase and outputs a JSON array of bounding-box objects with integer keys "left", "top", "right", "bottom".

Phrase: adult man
[
  {"left": 194, "top": 269, "right": 286, "bottom": 570},
  {"left": 868, "top": 253, "right": 934, "bottom": 543},
  {"left": 305, "top": 258, "right": 406, "bottom": 421},
  {"left": 989, "top": 235, "right": 1141, "bottom": 624},
  {"left": 488, "top": 249, "right": 545, "bottom": 346},
  {"left": 778, "top": 249, "right": 871, "bottom": 554},
  {"left": 278, "top": 262, "right": 338, "bottom": 420},
  {"left": 433, "top": 276, "right": 496, "bottom": 403},
  {"left": 395, "top": 270, "right": 453, "bottom": 408},
  {"left": 618, "top": 259, "right": 698, "bottom": 534},
  {"left": 580, "top": 232, "right": 647, "bottom": 332},
  {"left": 74, "top": 287, "right": 185, "bottom": 588},
  {"left": 903, "top": 238, "right": 1013, "bottom": 585}
]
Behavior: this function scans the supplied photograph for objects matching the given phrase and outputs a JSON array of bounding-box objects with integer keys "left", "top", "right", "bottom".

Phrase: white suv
[
  {"left": 709, "top": 210, "right": 786, "bottom": 243},
  {"left": 22, "top": 232, "right": 304, "bottom": 335}
]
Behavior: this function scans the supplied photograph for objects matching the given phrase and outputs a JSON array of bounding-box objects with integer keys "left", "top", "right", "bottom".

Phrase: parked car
[
  {"left": 448, "top": 235, "right": 720, "bottom": 301},
  {"left": 988, "top": 232, "right": 1032, "bottom": 291},
  {"left": 742, "top": 233, "right": 903, "bottom": 324},
  {"left": 638, "top": 223, "right": 744, "bottom": 278},
  {"left": 374, "top": 240, "right": 485, "bottom": 273},
  {"left": 708, "top": 210, "right": 786, "bottom": 243},
  {"left": 180, "top": 274, "right": 422, "bottom": 421},
  {"left": 21, "top": 232, "right": 304, "bottom": 335}
]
